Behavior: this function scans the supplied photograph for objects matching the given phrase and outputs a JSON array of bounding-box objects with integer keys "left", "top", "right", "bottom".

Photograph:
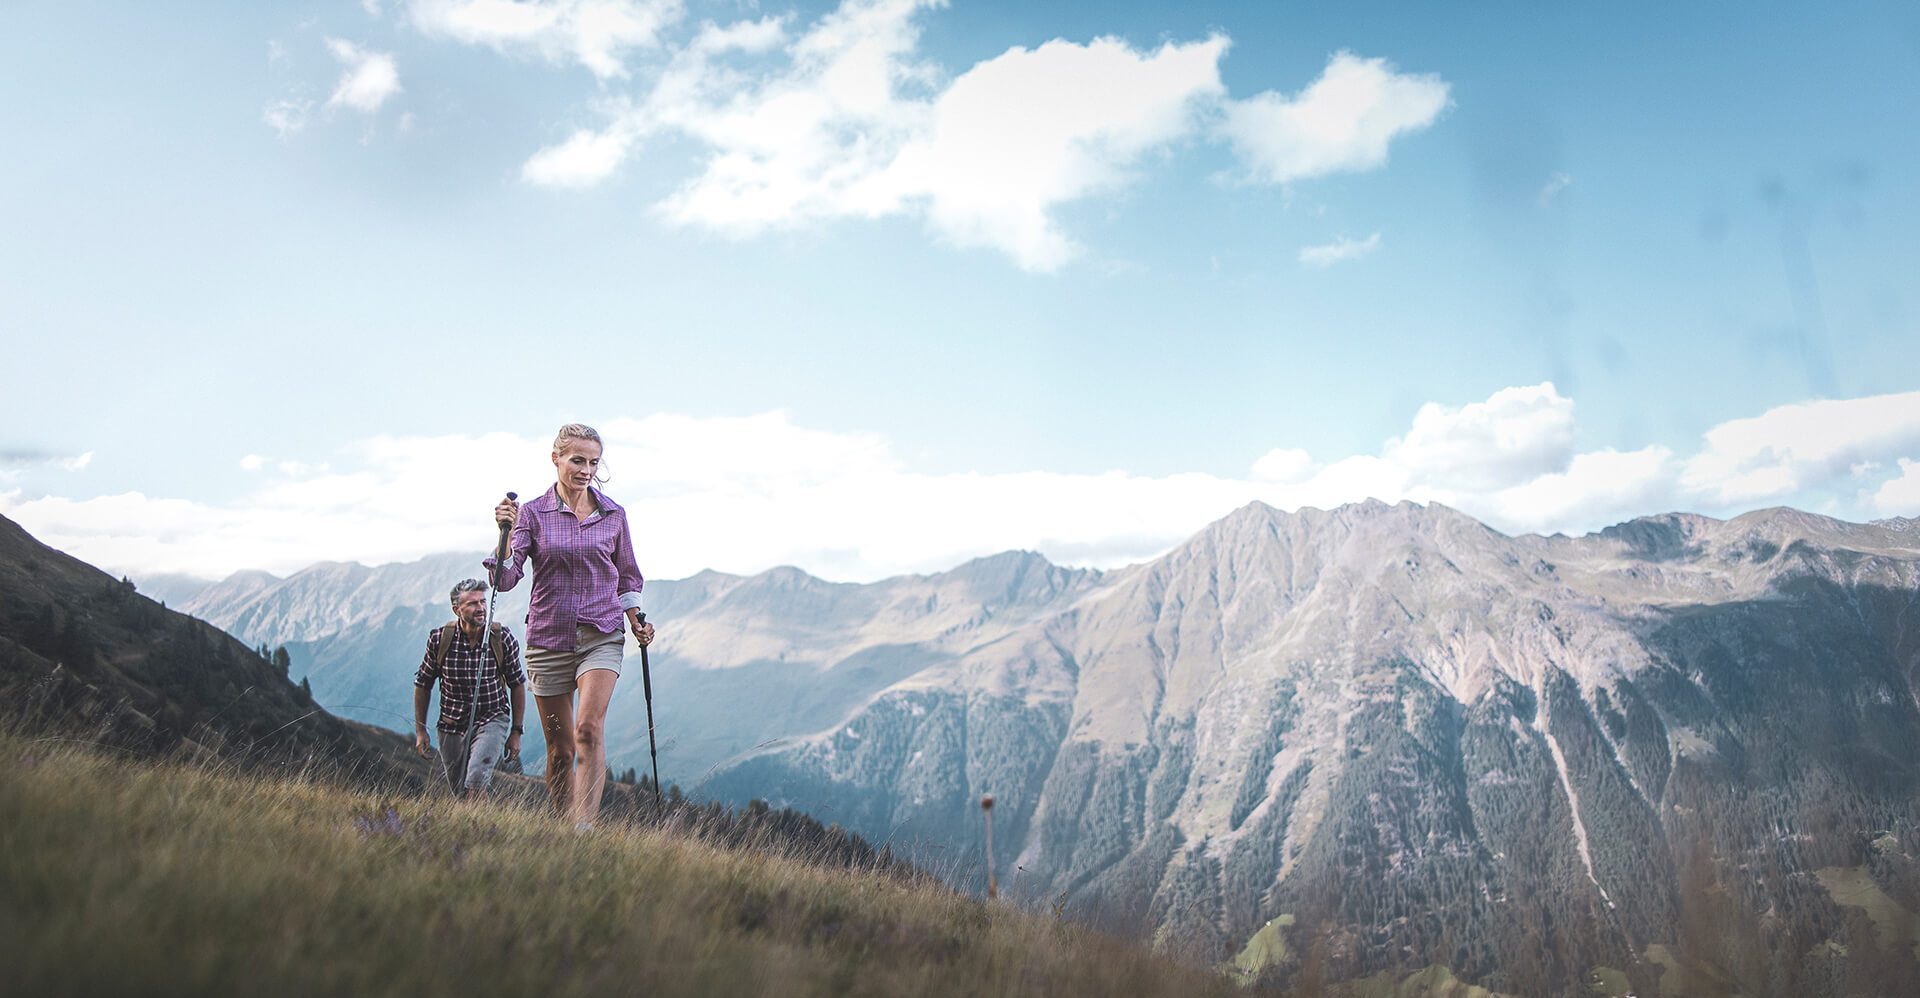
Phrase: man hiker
[{"left": 414, "top": 578, "right": 527, "bottom": 798}]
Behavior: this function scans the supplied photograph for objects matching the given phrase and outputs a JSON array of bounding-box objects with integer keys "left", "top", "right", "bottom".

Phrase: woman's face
[{"left": 552, "top": 439, "right": 603, "bottom": 491}]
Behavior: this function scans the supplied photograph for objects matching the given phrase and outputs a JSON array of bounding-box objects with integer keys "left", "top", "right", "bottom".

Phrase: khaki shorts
[{"left": 525, "top": 624, "right": 624, "bottom": 697}]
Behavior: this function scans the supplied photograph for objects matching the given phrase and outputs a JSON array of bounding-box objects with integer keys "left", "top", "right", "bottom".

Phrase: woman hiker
[{"left": 488, "top": 422, "right": 657, "bottom": 829}]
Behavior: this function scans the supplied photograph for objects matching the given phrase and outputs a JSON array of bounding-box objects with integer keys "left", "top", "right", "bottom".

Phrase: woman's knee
[
  {"left": 545, "top": 735, "right": 575, "bottom": 767},
  {"left": 574, "top": 717, "right": 604, "bottom": 752}
]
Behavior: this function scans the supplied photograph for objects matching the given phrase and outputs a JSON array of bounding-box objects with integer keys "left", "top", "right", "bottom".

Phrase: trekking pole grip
[
  {"left": 495, "top": 491, "right": 517, "bottom": 548},
  {"left": 490, "top": 492, "right": 516, "bottom": 587}
]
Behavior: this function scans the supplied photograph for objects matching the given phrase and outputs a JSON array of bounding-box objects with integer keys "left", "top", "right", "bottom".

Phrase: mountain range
[{"left": 147, "top": 500, "right": 1920, "bottom": 994}]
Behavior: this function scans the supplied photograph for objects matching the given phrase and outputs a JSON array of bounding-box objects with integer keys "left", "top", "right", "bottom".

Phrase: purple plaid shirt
[
  {"left": 414, "top": 624, "right": 526, "bottom": 734},
  {"left": 485, "top": 485, "right": 644, "bottom": 651}
]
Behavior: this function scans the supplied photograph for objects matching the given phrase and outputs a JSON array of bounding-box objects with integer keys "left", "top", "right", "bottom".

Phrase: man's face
[{"left": 455, "top": 588, "right": 487, "bottom": 627}]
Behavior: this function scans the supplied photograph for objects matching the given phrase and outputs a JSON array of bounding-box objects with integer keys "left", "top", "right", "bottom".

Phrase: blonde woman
[{"left": 489, "top": 423, "right": 656, "bottom": 827}]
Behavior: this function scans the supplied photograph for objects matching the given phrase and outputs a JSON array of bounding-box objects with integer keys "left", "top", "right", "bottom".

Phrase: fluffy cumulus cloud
[
  {"left": 521, "top": 121, "right": 640, "bottom": 187},
  {"left": 1384, "top": 383, "right": 1576, "bottom": 493},
  {"left": 850, "top": 33, "right": 1229, "bottom": 270},
  {"left": 408, "top": 0, "right": 683, "bottom": 79},
  {"left": 1870, "top": 458, "right": 1920, "bottom": 516},
  {"left": 325, "top": 38, "right": 402, "bottom": 112},
  {"left": 1680, "top": 390, "right": 1920, "bottom": 505},
  {"left": 422, "top": 0, "right": 1452, "bottom": 270},
  {"left": 9, "top": 387, "right": 1919, "bottom": 583},
  {"left": 1216, "top": 51, "right": 1450, "bottom": 185}
]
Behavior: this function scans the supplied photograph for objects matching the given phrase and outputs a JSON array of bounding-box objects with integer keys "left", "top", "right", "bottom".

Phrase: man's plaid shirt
[{"left": 414, "top": 624, "right": 527, "bottom": 734}]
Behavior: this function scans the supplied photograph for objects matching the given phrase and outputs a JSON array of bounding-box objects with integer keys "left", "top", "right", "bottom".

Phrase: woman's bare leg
[
  {"left": 536, "top": 692, "right": 575, "bottom": 818},
  {"left": 571, "top": 668, "right": 619, "bottom": 825}
]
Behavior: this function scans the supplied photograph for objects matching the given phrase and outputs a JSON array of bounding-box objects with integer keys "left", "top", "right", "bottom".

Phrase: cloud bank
[{"left": 8, "top": 387, "right": 1918, "bottom": 584}]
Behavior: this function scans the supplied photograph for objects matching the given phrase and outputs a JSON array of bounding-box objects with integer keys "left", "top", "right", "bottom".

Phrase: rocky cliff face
[
  {"left": 703, "top": 501, "right": 1920, "bottom": 991},
  {"left": 165, "top": 501, "right": 1920, "bottom": 992}
]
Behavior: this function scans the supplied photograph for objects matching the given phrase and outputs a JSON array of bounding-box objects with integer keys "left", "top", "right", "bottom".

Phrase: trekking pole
[
  {"left": 982, "top": 795, "right": 997, "bottom": 899},
  {"left": 487, "top": 492, "right": 515, "bottom": 626},
  {"left": 637, "top": 610, "right": 661, "bottom": 815},
  {"left": 483, "top": 492, "right": 515, "bottom": 766}
]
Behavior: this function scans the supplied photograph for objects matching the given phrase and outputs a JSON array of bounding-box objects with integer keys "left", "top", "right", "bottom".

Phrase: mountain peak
[
  {"left": 1594, "top": 512, "right": 1731, "bottom": 562},
  {"left": 938, "top": 549, "right": 1081, "bottom": 609},
  {"left": 757, "top": 565, "right": 826, "bottom": 587},
  {"left": 1212, "top": 497, "right": 1480, "bottom": 539},
  {"left": 943, "top": 549, "right": 1055, "bottom": 582}
]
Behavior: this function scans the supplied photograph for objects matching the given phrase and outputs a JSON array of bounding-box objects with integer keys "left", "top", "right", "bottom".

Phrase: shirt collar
[{"left": 532, "top": 484, "right": 620, "bottom": 517}]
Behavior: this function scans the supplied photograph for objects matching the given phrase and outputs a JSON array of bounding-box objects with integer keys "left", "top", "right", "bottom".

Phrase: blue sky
[{"left": 3, "top": 1, "right": 1918, "bottom": 581}]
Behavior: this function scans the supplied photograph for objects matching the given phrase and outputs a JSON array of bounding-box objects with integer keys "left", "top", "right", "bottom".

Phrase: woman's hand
[
  {"left": 494, "top": 497, "right": 520, "bottom": 528},
  {"left": 626, "top": 608, "right": 656, "bottom": 647}
]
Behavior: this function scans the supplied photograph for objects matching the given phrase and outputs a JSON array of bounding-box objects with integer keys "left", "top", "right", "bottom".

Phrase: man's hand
[
  {"left": 626, "top": 608, "right": 656, "bottom": 647},
  {"left": 494, "top": 497, "right": 520, "bottom": 528},
  {"left": 504, "top": 730, "right": 522, "bottom": 765},
  {"left": 414, "top": 728, "right": 433, "bottom": 759}
]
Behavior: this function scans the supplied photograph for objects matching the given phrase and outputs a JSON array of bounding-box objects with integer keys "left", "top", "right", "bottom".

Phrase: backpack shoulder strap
[
  {"left": 488, "top": 622, "right": 513, "bottom": 685},
  {"left": 432, "top": 621, "right": 460, "bottom": 674}
]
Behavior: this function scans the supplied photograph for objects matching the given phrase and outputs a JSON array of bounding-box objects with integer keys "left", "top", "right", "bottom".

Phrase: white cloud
[
  {"left": 1479, "top": 447, "right": 1676, "bottom": 535},
  {"left": 635, "top": 0, "right": 945, "bottom": 232},
  {"left": 1217, "top": 51, "right": 1449, "bottom": 185},
  {"left": 325, "top": 38, "right": 402, "bottom": 113},
  {"left": 1298, "top": 232, "right": 1380, "bottom": 267},
  {"left": 408, "top": 0, "right": 683, "bottom": 79},
  {"left": 262, "top": 97, "right": 314, "bottom": 137},
  {"left": 1869, "top": 458, "right": 1920, "bottom": 516},
  {"left": 1, "top": 449, "right": 95, "bottom": 478},
  {"left": 493, "top": 2, "right": 1444, "bottom": 270},
  {"left": 1681, "top": 390, "right": 1920, "bottom": 504},
  {"left": 0, "top": 452, "right": 90, "bottom": 487},
  {"left": 1384, "top": 383, "right": 1575, "bottom": 492},
  {"left": 13, "top": 386, "right": 1916, "bottom": 584},
  {"left": 1250, "top": 447, "right": 1314, "bottom": 483},
  {"left": 1538, "top": 171, "right": 1573, "bottom": 206},
  {"left": 870, "top": 34, "right": 1227, "bottom": 270},
  {"left": 521, "top": 121, "right": 643, "bottom": 187}
]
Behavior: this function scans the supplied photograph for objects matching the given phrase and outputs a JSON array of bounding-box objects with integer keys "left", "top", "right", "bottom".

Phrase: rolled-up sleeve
[
  {"left": 615, "top": 513, "right": 645, "bottom": 610},
  {"left": 503, "top": 629, "right": 528, "bottom": 687}
]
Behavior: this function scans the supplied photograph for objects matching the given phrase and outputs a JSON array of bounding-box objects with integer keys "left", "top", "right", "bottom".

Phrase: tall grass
[{"left": 0, "top": 732, "right": 1271, "bottom": 998}]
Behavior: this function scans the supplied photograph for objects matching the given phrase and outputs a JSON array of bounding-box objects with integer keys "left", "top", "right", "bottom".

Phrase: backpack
[{"left": 432, "top": 621, "right": 516, "bottom": 686}]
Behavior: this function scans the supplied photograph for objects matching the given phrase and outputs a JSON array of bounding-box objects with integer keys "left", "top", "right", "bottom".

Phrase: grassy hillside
[
  {"left": 0, "top": 733, "right": 1269, "bottom": 998},
  {"left": 0, "top": 512, "right": 426, "bottom": 785}
]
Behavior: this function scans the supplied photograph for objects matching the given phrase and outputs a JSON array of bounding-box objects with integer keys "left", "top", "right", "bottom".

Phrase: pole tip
[{"left": 981, "top": 794, "right": 994, "bottom": 810}]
